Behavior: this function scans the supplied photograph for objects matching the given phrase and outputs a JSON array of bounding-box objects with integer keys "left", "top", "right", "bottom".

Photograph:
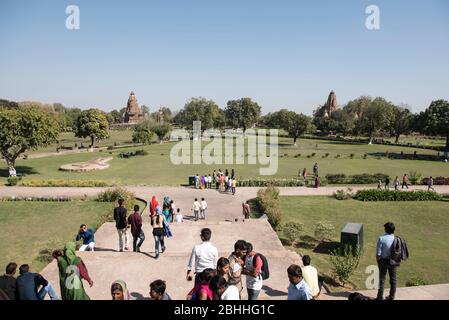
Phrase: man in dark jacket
[
  {"left": 0, "top": 262, "right": 18, "bottom": 300},
  {"left": 16, "top": 264, "right": 59, "bottom": 300},
  {"left": 114, "top": 198, "right": 129, "bottom": 252},
  {"left": 128, "top": 204, "right": 145, "bottom": 252}
]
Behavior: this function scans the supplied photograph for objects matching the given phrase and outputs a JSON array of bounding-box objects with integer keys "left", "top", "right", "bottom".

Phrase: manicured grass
[
  {"left": 0, "top": 200, "right": 112, "bottom": 272},
  {"left": 27, "top": 130, "right": 137, "bottom": 154},
  {"left": 2, "top": 136, "right": 448, "bottom": 186},
  {"left": 279, "top": 196, "right": 449, "bottom": 290}
]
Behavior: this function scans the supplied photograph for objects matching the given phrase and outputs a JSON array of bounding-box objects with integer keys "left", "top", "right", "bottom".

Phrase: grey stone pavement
[{"left": 2, "top": 185, "right": 449, "bottom": 300}]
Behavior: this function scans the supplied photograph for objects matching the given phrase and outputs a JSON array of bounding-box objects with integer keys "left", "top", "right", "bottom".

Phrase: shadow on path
[{"left": 262, "top": 285, "right": 287, "bottom": 297}]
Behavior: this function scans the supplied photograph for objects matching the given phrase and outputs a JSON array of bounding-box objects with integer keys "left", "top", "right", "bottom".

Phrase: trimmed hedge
[
  {"left": 237, "top": 179, "right": 305, "bottom": 187},
  {"left": 422, "top": 177, "right": 449, "bottom": 185},
  {"left": 256, "top": 186, "right": 282, "bottom": 230},
  {"left": 325, "top": 173, "right": 389, "bottom": 184},
  {"left": 21, "top": 179, "right": 111, "bottom": 187},
  {"left": 354, "top": 190, "right": 443, "bottom": 201},
  {"left": 1, "top": 196, "right": 71, "bottom": 202}
]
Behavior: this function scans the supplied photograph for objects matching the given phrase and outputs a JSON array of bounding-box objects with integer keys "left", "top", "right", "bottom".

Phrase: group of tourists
[
  {"left": 184, "top": 229, "right": 319, "bottom": 300},
  {"left": 193, "top": 169, "right": 237, "bottom": 195},
  {"left": 377, "top": 174, "right": 436, "bottom": 191},
  {"left": 298, "top": 163, "right": 321, "bottom": 188},
  {"left": 0, "top": 216, "right": 408, "bottom": 301}
]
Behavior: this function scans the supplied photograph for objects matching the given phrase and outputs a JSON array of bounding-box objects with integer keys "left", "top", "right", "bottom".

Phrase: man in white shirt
[
  {"left": 192, "top": 198, "right": 201, "bottom": 221},
  {"left": 209, "top": 275, "right": 240, "bottom": 300},
  {"left": 186, "top": 228, "right": 218, "bottom": 285},
  {"left": 301, "top": 255, "right": 320, "bottom": 299},
  {"left": 174, "top": 208, "right": 183, "bottom": 223},
  {"left": 200, "top": 198, "right": 208, "bottom": 220}
]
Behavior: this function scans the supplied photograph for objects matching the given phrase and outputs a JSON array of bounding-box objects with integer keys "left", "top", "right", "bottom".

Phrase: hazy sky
[{"left": 1, "top": 0, "right": 448, "bottom": 115}]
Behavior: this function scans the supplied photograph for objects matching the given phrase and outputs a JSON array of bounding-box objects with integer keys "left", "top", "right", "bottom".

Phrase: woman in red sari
[{"left": 150, "top": 196, "right": 159, "bottom": 217}]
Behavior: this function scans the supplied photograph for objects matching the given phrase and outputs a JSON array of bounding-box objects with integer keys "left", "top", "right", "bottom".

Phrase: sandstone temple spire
[{"left": 124, "top": 91, "right": 143, "bottom": 124}]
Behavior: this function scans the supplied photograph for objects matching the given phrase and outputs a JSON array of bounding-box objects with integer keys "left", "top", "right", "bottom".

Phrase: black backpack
[
  {"left": 390, "top": 236, "right": 409, "bottom": 266},
  {"left": 253, "top": 253, "right": 270, "bottom": 280}
]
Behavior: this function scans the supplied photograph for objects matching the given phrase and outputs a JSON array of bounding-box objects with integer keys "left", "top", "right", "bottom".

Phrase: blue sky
[{"left": 0, "top": 0, "right": 448, "bottom": 115}]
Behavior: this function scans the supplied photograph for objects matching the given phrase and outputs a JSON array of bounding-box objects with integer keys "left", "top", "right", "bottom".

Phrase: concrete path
[
  {"left": 3, "top": 185, "right": 449, "bottom": 300},
  {"left": 1, "top": 185, "right": 449, "bottom": 201},
  {"left": 40, "top": 219, "right": 301, "bottom": 300},
  {"left": 320, "top": 283, "right": 449, "bottom": 300}
]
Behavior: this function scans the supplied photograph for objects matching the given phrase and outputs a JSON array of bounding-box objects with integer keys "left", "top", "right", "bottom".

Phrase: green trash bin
[{"left": 188, "top": 176, "right": 196, "bottom": 186}]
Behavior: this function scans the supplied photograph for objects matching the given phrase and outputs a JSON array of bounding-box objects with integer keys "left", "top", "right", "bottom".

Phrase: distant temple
[
  {"left": 315, "top": 90, "right": 339, "bottom": 118},
  {"left": 124, "top": 92, "right": 144, "bottom": 124}
]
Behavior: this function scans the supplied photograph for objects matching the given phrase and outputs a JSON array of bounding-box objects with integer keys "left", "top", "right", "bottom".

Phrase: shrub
[
  {"left": 408, "top": 171, "right": 422, "bottom": 185},
  {"left": 349, "top": 153, "right": 355, "bottom": 159},
  {"left": 7, "top": 176, "right": 21, "bottom": 186},
  {"left": 237, "top": 179, "right": 304, "bottom": 187},
  {"left": 256, "top": 186, "right": 282, "bottom": 230},
  {"left": 363, "top": 154, "right": 368, "bottom": 159},
  {"left": 406, "top": 277, "right": 429, "bottom": 287},
  {"left": 329, "top": 245, "right": 362, "bottom": 286},
  {"left": 325, "top": 174, "right": 346, "bottom": 184},
  {"left": 314, "top": 221, "right": 335, "bottom": 242},
  {"left": 353, "top": 190, "right": 443, "bottom": 201},
  {"left": 325, "top": 153, "right": 330, "bottom": 158},
  {"left": 333, "top": 189, "right": 353, "bottom": 200},
  {"left": 311, "top": 153, "right": 316, "bottom": 157},
  {"left": 421, "top": 176, "right": 449, "bottom": 185},
  {"left": 282, "top": 222, "right": 304, "bottom": 245},
  {"left": 21, "top": 179, "right": 110, "bottom": 187},
  {"left": 325, "top": 173, "right": 389, "bottom": 185},
  {"left": 97, "top": 187, "right": 136, "bottom": 212}
]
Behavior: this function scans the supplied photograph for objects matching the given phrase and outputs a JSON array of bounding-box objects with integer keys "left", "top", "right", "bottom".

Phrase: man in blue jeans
[
  {"left": 16, "top": 264, "right": 59, "bottom": 300},
  {"left": 376, "top": 222, "right": 397, "bottom": 300}
]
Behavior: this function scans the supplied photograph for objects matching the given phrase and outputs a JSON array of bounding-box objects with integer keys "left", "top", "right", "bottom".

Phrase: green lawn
[
  {"left": 279, "top": 196, "right": 449, "bottom": 290},
  {"left": 0, "top": 200, "right": 113, "bottom": 272},
  {"left": 27, "top": 130, "right": 137, "bottom": 154},
  {"left": 3, "top": 136, "right": 447, "bottom": 186}
]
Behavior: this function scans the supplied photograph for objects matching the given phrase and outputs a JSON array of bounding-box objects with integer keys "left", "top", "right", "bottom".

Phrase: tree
[
  {"left": 107, "top": 110, "right": 123, "bottom": 124},
  {"left": 421, "top": 100, "right": 449, "bottom": 152},
  {"left": 174, "top": 97, "right": 224, "bottom": 130},
  {"left": 141, "top": 105, "right": 150, "bottom": 118},
  {"left": 390, "top": 105, "right": 412, "bottom": 143},
  {"left": 359, "top": 97, "right": 395, "bottom": 143},
  {"left": 328, "top": 109, "right": 355, "bottom": 136},
  {"left": 262, "top": 109, "right": 292, "bottom": 129},
  {"left": 225, "top": 98, "right": 261, "bottom": 131},
  {"left": 0, "top": 106, "right": 60, "bottom": 171},
  {"left": 151, "top": 123, "right": 171, "bottom": 143},
  {"left": 0, "top": 99, "right": 19, "bottom": 109},
  {"left": 132, "top": 120, "right": 154, "bottom": 144},
  {"left": 284, "top": 112, "right": 311, "bottom": 146},
  {"left": 75, "top": 109, "right": 109, "bottom": 147}
]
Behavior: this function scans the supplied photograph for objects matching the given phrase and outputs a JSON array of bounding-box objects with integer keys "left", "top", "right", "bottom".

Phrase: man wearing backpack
[
  {"left": 242, "top": 242, "right": 269, "bottom": 300},
  {"left": 376, "top": 222, "right": 403, "bottom": 300}
]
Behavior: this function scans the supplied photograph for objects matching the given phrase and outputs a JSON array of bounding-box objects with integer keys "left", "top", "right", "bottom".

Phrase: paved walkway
[
  {"left": 320, "top": 283, "right": 449, "bottom": 300},
  {"left": 1, "top": 185, "right": 449, "bottom": 201},
  {"left": 3, "top": 185, "right": 449, "bottom": 300}
]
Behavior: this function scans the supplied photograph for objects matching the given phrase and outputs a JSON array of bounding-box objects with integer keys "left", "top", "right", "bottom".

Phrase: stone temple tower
[
  {"left": 124, "top": 91, "right": 143, "bottom": 124},
  {"left": 315, "top": 90, "right": 339, "bottom": 118}
]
